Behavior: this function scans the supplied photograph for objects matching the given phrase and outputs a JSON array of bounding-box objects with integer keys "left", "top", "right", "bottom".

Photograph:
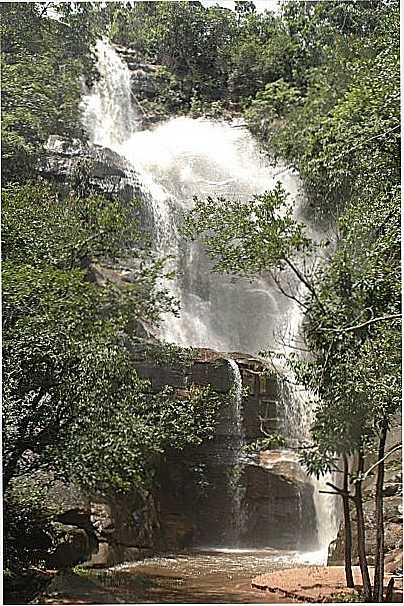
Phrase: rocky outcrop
[
  {"left": 244, "top": 454, "right": 318, "bottom": 550},
  {"left": 59, "top": 347, "right": 317, "bottom": 564},
  {"left": 40, "top": 136, "right": 141, "bottom": 204},
  {"left": 48, "top": 525, "right": 95, "bottom": 569},
  {"left": 132, "top": 348, "right": 318, "bottom": 552},
  {"left": 113, "top": 44, "right": 177, "bottom": 125},
  {"left": 85, "top": 493, "right": 157, "bottom": 567},
  {"left": 158, "top": 455, "right": 317, "bottom": 551}
]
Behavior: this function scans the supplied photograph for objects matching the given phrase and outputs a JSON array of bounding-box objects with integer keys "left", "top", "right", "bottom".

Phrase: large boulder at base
[
  {"left": 48, "top": 524, "right": 95, "bottom": 569},
  {"left": 157, "top": 448, "right": 318, "bottom": 551},
  {"left": 84, "top": 490, "right": 160, "bottom": 567},
  {"left": 242, "top": 456, "right": 318, "bottom": 550}
]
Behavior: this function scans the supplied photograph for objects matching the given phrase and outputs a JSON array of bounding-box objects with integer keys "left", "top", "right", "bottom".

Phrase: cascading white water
[
  {"left": 81, "top": 40, "right": 338, "bottom": 557},
  {"left": 226, "top": 359, "right": 246, "bottom": 545},
  {"left": 82, "top": 39, "right": 139, "bottom": 146},
  {"left": 280, "top": 295, "right": 340, "bottom": 562},
  {"left": 227, "top": 359, "right": 244, "bottom": 442},
  {"left": 81, "top": 42, "right": 303, "bottom": 354}
]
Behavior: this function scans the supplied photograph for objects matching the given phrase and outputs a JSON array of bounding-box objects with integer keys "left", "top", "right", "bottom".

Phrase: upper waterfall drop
[
  {"left": 81, "top": 40, "right": 304, "bottom": 355},
  {"left": 81, "top": 39, "right": 139, "bottom": 147}
]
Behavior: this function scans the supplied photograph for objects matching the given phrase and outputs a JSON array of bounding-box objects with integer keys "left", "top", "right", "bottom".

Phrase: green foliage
[
  {"left": 299, "top": 189, "right": 401, "bottom": 474},
  {"left": 250, "top": 79, "right": 302, "bottom": 118},
  {"left": 2, "top": 181, "right": 220, "bottom": 496},
  {"left": 245, "top": 0, "right": 401, "bottom": 477},
  {"left": 183, "top": 184, "right": 312, "bottom": 277},
  {"left": 2, "top": 182, "right": 175, "bottom": 327},
  {"left": 227, "top": 15, "right": 297, "bottom": 101},
  {"left": 4, "top": 482, "right": 56, "bottom": 572},
  {"left": 1, "top": 3, "right": 97, "bottom": 183},
  {"left": 53, "top": 378, "right": 222, "bottom": 492},
  {"left": 248, "top": 1, "right": 399, "bottom": 216},
  {"left": 245, "top": 79, "right": 303, "bottom": 140}
]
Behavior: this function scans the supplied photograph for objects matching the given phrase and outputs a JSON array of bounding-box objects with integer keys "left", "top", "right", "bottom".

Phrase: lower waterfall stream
[{"left": 80, "top": 39, "right": 339, "bottom": 589}]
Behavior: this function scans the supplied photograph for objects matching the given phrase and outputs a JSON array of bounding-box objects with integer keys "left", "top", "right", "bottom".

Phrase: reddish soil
[{"left": 252, "top": 565, "right": 403, "bottom": 603}]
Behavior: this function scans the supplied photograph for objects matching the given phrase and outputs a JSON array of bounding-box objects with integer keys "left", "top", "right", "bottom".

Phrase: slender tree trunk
[
  {"left": 373, "top": 419, "right": 388, "bottom": 602},
  {"left": 385, "top": 577, "right": 395, "bottom": 602},
  {"left": 342, "top": 454, "right": 355, "bottom": 588},
  {"left": 354, "top": 449, "right": 373, "bottom": 601}
]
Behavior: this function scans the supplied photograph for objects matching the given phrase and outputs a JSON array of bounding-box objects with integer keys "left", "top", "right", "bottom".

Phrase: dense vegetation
[{"left": 2, "top": 1, "right": 400, "bottom": 602}]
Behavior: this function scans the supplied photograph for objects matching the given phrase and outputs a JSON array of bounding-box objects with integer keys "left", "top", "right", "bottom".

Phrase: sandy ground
[{"left": 252, "top": 565, "right": 403, "bottom": 603}]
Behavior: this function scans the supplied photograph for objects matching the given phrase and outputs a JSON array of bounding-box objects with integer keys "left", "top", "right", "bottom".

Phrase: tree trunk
[
  {"left": 354, "top": 449, "right": 373, "bottom": 601},
  {"left": 373, "top": 419, "right": 388, "bottom": 602},
  {"left": 385, "top": 577, "right": 395, "bottom": 602},
  {"left": 342, "top": 454, "right": 355, "bottom": 588}
]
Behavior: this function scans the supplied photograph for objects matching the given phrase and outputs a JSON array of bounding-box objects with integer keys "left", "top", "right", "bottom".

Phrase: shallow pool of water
[{"left": 93, "top": 548, "right": 324, "bottom": 603}]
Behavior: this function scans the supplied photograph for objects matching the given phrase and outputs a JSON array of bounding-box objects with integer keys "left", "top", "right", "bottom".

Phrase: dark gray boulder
[{"left": 40, "top": 136, "right": 141, "bottom": 204}]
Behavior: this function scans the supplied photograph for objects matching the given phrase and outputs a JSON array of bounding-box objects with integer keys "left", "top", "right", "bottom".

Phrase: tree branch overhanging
[
  {"left": 319, "top": 313, "right": 401, "bottom": 334},
  {"left": 362, "top": 443, "right": 402, "bottom": 481}
]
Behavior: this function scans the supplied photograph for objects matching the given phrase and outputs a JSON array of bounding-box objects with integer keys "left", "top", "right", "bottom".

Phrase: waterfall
[
  {"left": 280, "top": 296, "right": 340, "bottom": 562},
  {"left": 227, "top": 359, "right": 243, "bottom": 443},
  {"left": 81, "top": 42, "right": 303, "bottom": 355},
  {"left": 227, "top": 358, "right": 246, "bottom": 545},
  {"left": 81, "top": 38, "right": 139, "bottom": 146},
  {"left": 81, "top": 39, "right": 339, "bottom": 557}
]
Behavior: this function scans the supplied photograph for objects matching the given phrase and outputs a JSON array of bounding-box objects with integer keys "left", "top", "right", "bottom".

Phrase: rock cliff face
[
  {"left": 41, "top": 135, "right": 142, "bottom": 204},
  {"left": 41, "top": 346, "right": 318, "bottom": 567},
  {"left": 86, "top": 348, "right": 318, "bottom": 563}
]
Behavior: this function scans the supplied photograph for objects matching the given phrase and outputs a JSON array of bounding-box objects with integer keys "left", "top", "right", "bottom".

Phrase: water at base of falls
[
  {"left": 81, "top": 39, "right": 339, "bottom": 562},
  {"left": 97, "top": 549, "right": 313, "bottom": 603}
]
